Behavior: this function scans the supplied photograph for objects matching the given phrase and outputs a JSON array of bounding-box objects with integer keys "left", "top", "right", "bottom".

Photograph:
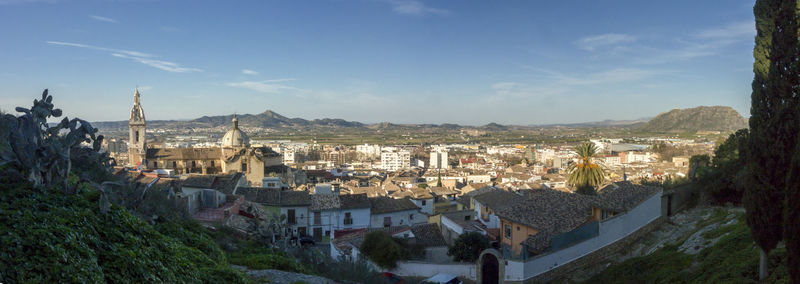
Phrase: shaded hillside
[{"left": 639, "top": 106, "right": 748, "bottom": 133}]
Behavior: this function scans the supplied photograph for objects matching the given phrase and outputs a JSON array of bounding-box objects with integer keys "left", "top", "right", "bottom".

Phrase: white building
[
  {"left": 283, "top": 150, "right": 296, "bottom": 164},
  {"left": 356, "top": 144, "right": 382, "bottom": 158},
  {"left": 381, "top": 148, "right": 411, "bottom": 171},
  {"left": 430, "top": 151, "right": 449, "bottom": 169}
]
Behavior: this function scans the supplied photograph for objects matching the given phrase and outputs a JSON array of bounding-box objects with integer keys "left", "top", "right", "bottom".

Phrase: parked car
[
  {"left": 378, "top": 272, "right": 406, "bottom": 284},
  {"left": 290, "top": 236, "right": 316, "bottom": 246},
  {"left": 420, "top": 273, "right": 462, "bottom": 284}
]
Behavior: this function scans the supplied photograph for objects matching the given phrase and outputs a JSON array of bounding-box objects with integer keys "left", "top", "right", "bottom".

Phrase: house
[
  {"left": 472, "top": 189, "right": 523, "bottom": 229},
  {"left": 310, "top": 193, "right": 371, "bottom": 242},
  {"left": 494, "top": 182, "right": 662, "bottom": 259},
  {"left": 369, "top": 196, "right": 426, "bottom": 228},
  {"left": 439, "top": 210, "right": 485, "bottom": 246},
  {"left": 232, "top": 187, "right": 311, "bottom": 238},
  {"left": 180, "top": 173, "right": 246, "bottom": 214}
]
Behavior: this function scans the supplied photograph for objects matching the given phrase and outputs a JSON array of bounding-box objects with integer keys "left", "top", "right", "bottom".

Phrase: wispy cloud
[
  {"left": 693, "top": 21, "right": 754, "bottom": 40},
  {"left": 241, "top": 69, "right": 259, "bottom": 75},
  {"left": 0, "top": 0, "right": 60, "bottom": 4},
  {"left": 226, "top": 79, "right": 308, "bottom": 95},
  {"left": 577, "top": 33, "right": 636, "bottom": 51},
  {"left": 385, "top": 0, "right": 450, "bottom": 16},
  {"left": 46, "top": 41, "right": 202, "bottom": 73},
  {"left": 89, "top": 15, "right": 117, "bottom": 23}
]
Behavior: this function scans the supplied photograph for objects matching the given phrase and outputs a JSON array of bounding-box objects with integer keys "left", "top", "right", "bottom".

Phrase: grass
[{"left": 588, "top": 209, "right": 790, "bottom": 283}]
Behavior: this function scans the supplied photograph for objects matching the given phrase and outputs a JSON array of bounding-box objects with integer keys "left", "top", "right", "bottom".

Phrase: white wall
[
  {"left": 370, "top": 209, "right": 426, "bottom": 228},
  {"left": 336, "top": 208, "right": 371, "bottom": 230},
  {"left": 504, "top": 192, "right": 662, "bottom": 282},
  {"left": 390, "top": 261, "right": 477, "bottom": 280},
  {"left": 473, "top": 200, "right": 501, "bottom": 229},
  {"left": 282, "top": 206, "right": 310, "bottom": 236},
  {"left": 410, "top": 198, "right": 434, "bottom": 215}
]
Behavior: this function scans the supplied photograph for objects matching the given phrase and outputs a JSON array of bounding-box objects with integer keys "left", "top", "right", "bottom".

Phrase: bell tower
[{"left": 128, "top": 88, "right": 147, "bottom": 167}]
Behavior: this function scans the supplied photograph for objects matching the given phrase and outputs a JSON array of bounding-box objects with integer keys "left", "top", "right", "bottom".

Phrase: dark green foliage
[
  {"left": 588, "top": 211, "right": 790, "bottom": 283},
  {"left": 0, "top": 177, "right": 248, "bottom": 283},
  {"left": 696, "top": 129, "right": 749, "bottom": 204},
  {"left": 0, "top": 89, "right": 114, "bottom": 193},
  {"left": 360, "top": 231, "right": 409, "bottom": 269},
  {"left": 448, "top": 232, "right": 490, "bottom": 262},
  {"left": 688, "top": 154, "right": 710, "bottom": 180},
  {"left": 289, "top": 246, "right": 386, "bottom": 283},
  {"left": 744, "top": 1, "right": 798, "bottom": 280}
]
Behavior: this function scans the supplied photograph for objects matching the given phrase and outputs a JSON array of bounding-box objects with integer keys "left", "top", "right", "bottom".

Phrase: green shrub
[
  {"left": 360, "top": 231, "right": 408, "bottom": 269},
  {"left": 448, "top": 232, "right": 489, "bottom": 262}
]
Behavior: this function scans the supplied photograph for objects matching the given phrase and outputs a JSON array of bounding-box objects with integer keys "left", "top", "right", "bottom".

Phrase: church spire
[{"left": 232, "top": 114, "right": 239, "bottom": 129}]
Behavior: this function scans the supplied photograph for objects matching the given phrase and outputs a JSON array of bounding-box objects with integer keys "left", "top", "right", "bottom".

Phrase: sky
[{"left": 0, "top": 0, "right": 757, "bottom": 125}]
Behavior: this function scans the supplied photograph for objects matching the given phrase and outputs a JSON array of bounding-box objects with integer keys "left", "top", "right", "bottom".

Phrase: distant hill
[{"left": 639, "top": 106, "right": 748, "bottom": 133}]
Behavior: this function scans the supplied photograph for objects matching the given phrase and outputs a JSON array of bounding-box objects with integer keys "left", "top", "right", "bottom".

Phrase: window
[
  {"left": 152, "top": 161, "right": 157, "bottom": 168},
  {"left": 505, "top": 225, "right": 512, "bottom": 239},
  {"left": 421, "top": 200, "right": 426, "bottom": 206},
  {"left": 464, "top": 215, "right": 471, "bottom": 221},
  {"left": 325, "top": 230, "right": 330, "bottom": 236},
  {"left": 172, "top": 161, "right": 177, "bottom": 168},
  {"left": 241, "top": 163, "right": 247, "bottom": 172},
  {"left": 135, "top": 131, "right": 139, "bottom": 143},
  {"left": 191, "top": 161, "right": 196, "bottom": 168},
  {"left": 344, "top": 212, "right": 353, "bottom": 225},
  {"left": 409, "top": 214, "right": 414, "bottom": 220},
  {"left": 602, "top": 210, "right": 610, "bottom": 219},
  {"left": 210, "top": 161, "right": 215, "bottom": 167},
  {"left": 287, "top": 209, "right": 296, "bottom": 225},
  {"left": 314, "top": 212, "right": 321, "bottom": 225},
  {"left": 383, "top": 216, "right": 392, "bottom": 227},
  {"left": 517, "top": 226, "right": 520, "bottom": 231}
]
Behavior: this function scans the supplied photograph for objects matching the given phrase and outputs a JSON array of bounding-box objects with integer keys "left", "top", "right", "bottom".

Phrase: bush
[
  {"left": 448, "top": 232, "right": 490, "bottom": 262},
  {"left": 0, "top": 178, "right": 248, "bottom": 283},
  {"left": 360, "top": 231, "right": 408, "bottom": 269}
]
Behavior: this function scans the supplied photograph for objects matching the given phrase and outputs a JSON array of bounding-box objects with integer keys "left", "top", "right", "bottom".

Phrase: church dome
[{"left": 221, "top": 115, "right": 250, "bottom": 147}]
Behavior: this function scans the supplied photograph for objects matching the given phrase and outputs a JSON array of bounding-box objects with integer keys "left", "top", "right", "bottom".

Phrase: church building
[{"left": 127, "top": 89, "right": 284, "bottom": 186}]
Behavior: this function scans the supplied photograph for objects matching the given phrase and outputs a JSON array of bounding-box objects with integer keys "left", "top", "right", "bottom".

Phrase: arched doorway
[
  {"left": 477, "top": 249, "right": 504, "bottom": 284},
  {"left": 481, "top": 253, "right": 499, "bottom": 284}
]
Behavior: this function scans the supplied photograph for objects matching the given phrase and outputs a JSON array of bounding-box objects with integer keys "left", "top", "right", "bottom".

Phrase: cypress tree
[
  {"left": 783, "top": 0, "right": 800, "bottom": 282},
  {"left": 743, "top": 0, "right": 797, "bottom": 280}
]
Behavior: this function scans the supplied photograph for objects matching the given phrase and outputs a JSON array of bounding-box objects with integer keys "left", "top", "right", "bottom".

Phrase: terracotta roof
[
  {"left": 310, "top": 194, "right": 340, "bottom": 211},
  {"left": 369, "top": 196, "right": 420, "bottom": 214},
  {"left": 146, "top": 147, "right": 221, "bottom": 160},
  {"left": 235, "top": 187, "right": 281, "bottom": 205},
  {"left": 409, "top": 223, "right": 447, "bottom": 247},
  {"left": 280, "top": 191, "right": 311, "bottom": 206},
  {"left": 340, "top": 193, "right": 370, "bottom": 209},
  {"left": 350, "top": 186, "right": 386, "bottom": 197},
  {"left": 472, "top": 189, "right": 523, "bottom": 210},
  {"left": 594, "top": 181, "right": 661, "bottom": 212},
  {"left": 428, "top": 186, "right": 458, "bottom": 196},
  {"left": 182, "top": 174, "right": 216, "bottom": 188}
]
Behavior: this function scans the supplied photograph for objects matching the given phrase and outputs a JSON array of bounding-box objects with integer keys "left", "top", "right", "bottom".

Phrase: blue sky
[{"left": 0, "top": 0, "right": 756, "bottom": 125}]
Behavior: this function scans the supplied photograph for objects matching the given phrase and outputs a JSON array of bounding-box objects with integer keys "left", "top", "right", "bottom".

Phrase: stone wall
[{"left": 512, "top": 216, "right": 666, "bottom": 283}]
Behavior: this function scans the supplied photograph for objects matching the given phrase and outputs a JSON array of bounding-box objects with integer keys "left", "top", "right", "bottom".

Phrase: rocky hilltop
[{"left": 639, "top": 106, "right": 748, "bottom": 133}]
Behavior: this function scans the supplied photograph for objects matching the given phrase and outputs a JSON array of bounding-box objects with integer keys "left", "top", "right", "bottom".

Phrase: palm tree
[{"left": 568, "top": 142, "right": 606, "bottom": 194}]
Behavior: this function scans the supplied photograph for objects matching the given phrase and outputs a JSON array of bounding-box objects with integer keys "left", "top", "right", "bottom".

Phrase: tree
[
  {"left": 448, "top": 232, "right": 489, "bottom": 262},
  {"left": 781, "top": 0, "right": 800, "bottom": 281},
  {"left": 359, "top": 231, "right": 407, "bottom": 269},
  {"left": 697, "top": 129, "right": 749, "bottom": 204},
  {"left": 744, "top": 0, "right": 798, "bottom": 280},
  {"left": 567, "top": 142, "right": 605, "bottom": 195}
]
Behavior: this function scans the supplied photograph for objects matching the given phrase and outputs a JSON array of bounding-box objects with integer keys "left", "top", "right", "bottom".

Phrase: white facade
[
  {"left": 283, "top": 150, "right": 296, "bottom": 164},
  {"left": 410, "top": 198, "right": 434, "bottom": 215},
  {"left": 370, "top": 209, "right": 427, "bottom": 228},
  {"left": 356, "top": 144, "right": 382, "bottom": 158},
  {"left": 430, "top": 151, "right": 449, "bottom": 169},
  {"left": 282, "top": 206, "right": 310, "bottom": 236},
  {"left": 473, "top": 199, "right": 501, "bottom": 229},
  {"left": 381, "top": 148, "right": 411, "bottom": 171},
  {"left": 467, "top": 175, "right": 492, "bottom": 184}
]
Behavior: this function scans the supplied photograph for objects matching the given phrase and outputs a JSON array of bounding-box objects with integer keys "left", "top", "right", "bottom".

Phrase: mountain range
[{"left": 92, "top": 106, "right": 748, "bottom": 133}]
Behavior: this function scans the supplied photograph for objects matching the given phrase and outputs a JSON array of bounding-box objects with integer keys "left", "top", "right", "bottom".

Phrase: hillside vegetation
[
  {"left": 639, "top": 106, "right": 748, "bottom": 133},
  {"left": 587, "top": 207, "right": 789, "bottom": 283}
]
